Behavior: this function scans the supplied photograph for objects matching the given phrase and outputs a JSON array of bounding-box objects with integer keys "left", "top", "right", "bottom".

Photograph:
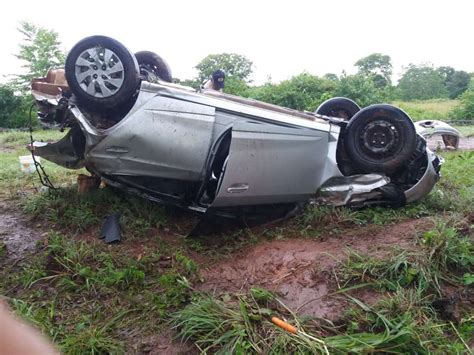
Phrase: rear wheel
[
  {"left": 315, "top": 97, "right": 360, "bottom": 120},
  {"left": 135, "top": 51, "right": 172, "bottom": 83},
  {"left": 344, "top": 104, "right": 417, "bottom": 173},
  {"left": 65, "top": 36, "right": 140, "bottom": 110}
]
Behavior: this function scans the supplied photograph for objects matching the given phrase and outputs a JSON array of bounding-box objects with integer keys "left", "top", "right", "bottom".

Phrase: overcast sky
[{"left": 1, "top": 0, "right": 473, "bottom": 85}]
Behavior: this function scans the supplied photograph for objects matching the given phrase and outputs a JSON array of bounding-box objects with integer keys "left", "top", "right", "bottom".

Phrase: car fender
[{"left": 415, "top": 120, "right": 461, "bottom": 150}]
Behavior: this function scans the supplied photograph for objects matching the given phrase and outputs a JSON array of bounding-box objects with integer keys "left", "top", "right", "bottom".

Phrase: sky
[{"left": 1, "top": 0, "right": 473, "bottom": 85}]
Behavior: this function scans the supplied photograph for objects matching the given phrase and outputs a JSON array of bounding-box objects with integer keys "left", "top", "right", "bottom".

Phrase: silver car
[{"left": 31, "top": 36, "right": 442, "bottom": 214}]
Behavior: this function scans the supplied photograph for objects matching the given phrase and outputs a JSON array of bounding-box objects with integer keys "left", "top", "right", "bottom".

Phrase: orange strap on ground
[{"left": 271, "top": 316, "right": 297, "bottom": 334}]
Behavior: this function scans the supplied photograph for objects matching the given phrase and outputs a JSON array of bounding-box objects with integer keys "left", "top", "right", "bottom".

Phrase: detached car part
[
  {"left": 415, "top": 120, "right": 461, "bottom": 150},
  {"left": 30, "top": 36, "right": 442, "bottom": 215}
]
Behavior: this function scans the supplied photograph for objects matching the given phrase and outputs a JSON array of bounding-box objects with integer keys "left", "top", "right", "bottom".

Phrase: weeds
[
  {"left": 339, "top": 249, "right": 429, "bottom": 291},
  {"left": 0, "top": 232, "right": 198, "bottom": 354},
  {"left": 171, "top": 288, "right": 468, "bottom": 354},
  {"left": 339, "top": 221, "right": 473, "bottom": 296},
  {"left": 421, "top": 221, "right": 474, "bottom": 282},
  {"left": 22, "top": 187, "right": 166, "bottom": 237}
]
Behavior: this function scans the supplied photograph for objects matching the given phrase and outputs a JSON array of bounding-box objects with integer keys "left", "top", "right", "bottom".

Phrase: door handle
[{"left": 227, "top": 183, "right": 249, "bottom": 193}]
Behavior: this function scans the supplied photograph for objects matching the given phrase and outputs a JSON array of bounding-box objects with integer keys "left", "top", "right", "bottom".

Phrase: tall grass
[{"left": 391, "top": 99, "right": 459, "bottom": 121}]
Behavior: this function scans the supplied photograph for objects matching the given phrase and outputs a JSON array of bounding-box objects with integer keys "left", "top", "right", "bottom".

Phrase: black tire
[
  {"left": 135, "top": 51, "right": 172, "bottom": 83},
  {"left": 65, "top": 36, "right": 140, "bottom": 109},
  {"left": 344, "top": 104, "right": 417, "bottom": 173},
  {"left": 315, "top": 97, "right": 360, "bottom": 120}
]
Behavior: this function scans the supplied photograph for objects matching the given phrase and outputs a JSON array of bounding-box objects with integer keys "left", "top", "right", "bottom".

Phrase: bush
[
  {"left": 450, "top": 89, "right": 474, "bottom": 122},
  {"left": 0, "top": 85, "right": 32, "bottom": 128},
  {"left": 247, "top": 73, "right": 336, "bottom": 111}
]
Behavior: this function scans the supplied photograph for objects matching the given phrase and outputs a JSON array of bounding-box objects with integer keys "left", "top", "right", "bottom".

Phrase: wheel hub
[
  {"left": 74, "top": 47, "right": 125, "bottom": 98},
  {"left": 360, "top": 120, "right": 399, "bottom": 157}
]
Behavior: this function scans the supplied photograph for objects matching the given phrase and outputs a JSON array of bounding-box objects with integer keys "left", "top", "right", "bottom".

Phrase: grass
[
  {"left": 0, "top": 129, "right": 64, "bottom": 148},
  {"left": 1, "top": 231, "right": 197, "bottom": 354},
  {"left": 455, "top": 125, "right": 474, "bottom": 137},
  {"left": 391, "top": 99, "right": 459, "bottom": 121},
  {"left": 22, "top": 187, "right": 167, "bottom": 237},
  {"left": 0, "top": 130, "right": 83, "bottom": 198},
  {"left": 171, "top": 286, "right": 473, "bottom": 354},
  {"left": 0, "top": 129, "right": 473, "bottom": 353},
  {"left": 339, "top": 221, "right": 473, "bottom": 294}
]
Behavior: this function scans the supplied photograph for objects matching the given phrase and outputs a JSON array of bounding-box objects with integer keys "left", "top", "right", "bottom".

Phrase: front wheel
[
  {"left": 65, "top": 36, "right": 140, "bottom": 110},
  {"left": 344, "top": 104, "right": 417, "bottom": 174}
]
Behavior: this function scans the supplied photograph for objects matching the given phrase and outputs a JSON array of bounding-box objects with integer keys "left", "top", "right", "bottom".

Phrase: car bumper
[{"left": 404, "top": 148, "right": 442, "bottom": 204}]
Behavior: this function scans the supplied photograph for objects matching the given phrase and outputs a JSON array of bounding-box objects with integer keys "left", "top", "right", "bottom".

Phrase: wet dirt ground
[
  {"left": 0, "top": 200, "right": 45, "bottom": 263},
  {"left": 197, "top": 218, "right": 433, "bottom": 320}
]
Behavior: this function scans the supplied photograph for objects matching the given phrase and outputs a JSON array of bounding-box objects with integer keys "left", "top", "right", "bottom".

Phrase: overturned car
[{"left": 31, "top": 36, "right": 442, "bottom": 214}]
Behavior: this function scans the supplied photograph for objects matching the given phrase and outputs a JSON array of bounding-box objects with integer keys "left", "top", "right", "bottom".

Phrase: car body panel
[
  {"left": 404, "top": 149, "right": 441, "bottom": 204},
  {"left": 212, "top": 121, "right": 328, "bottom": 207}
]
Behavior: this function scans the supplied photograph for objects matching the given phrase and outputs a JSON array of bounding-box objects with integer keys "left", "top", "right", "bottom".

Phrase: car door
[
  {"left": 211, "top": 120, "right": 329, "bottom": 207},
  {"left": 87, "top": 95, "right": 215, "bottom": 181}
]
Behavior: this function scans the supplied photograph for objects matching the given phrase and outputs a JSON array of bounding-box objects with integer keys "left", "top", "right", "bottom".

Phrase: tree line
[{"left": 1, "top": 22, "right": 473, "bottom": 128}]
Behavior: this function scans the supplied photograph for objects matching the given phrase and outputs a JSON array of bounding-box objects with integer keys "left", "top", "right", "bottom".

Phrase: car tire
[
  {"left": 344, "top": 104, "right": 417, "bottom": 174},
  {"left": 65, "top": 36, "right": 140, "bottom": 110},
  {"left": 135, "top": 51, "right": 172, "bottom": 83},
  {"left": 315, "top": 97, "right": 360, "bottom": 120}
]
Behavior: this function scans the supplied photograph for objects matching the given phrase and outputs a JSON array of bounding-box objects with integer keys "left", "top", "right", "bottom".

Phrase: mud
[
  {"left": 131, "top": 331, "right": 193, "bottom": 355},
  {"left": 198, "top": 218, "right": 432, "bottom": 320},
  {"left": 0, "top": 200, "right": 45, "bottom": 262}
]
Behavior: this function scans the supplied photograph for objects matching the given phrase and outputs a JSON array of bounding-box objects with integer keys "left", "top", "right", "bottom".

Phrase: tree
[
  {"left": 11, "top": 21, "right": 65, "bottom": 91},
  {"left": 436, "top": 66, "right": 470, "bottom": 98},
  {"left": 195, "top": 53, "right": 253, "bottom": 83},
  {"left": 355, "top": 53, "right": 393, "bottom": 88},
  {"left": 397, "top": 64, "right": 447, "bottom": 100},
  {"left": 436, "top": 66, "right": 455, "bottom": 84},
  {"left": 334, "top": 73, "right": 384, "bottom": 107},
  {"left": 446, "top": 70, "right": 470, "bottom": 99},
  {"left": 323, "top": 73, "right": 339, "bottom": 82}
]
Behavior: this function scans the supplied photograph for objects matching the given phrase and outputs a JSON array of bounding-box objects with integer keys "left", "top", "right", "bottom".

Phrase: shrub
[
  {"left": 0, "top": 85, "right": 31, "bottom": 128},
  {"left": 450, "top": 89, "right": 474, "bottom": 122}
]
